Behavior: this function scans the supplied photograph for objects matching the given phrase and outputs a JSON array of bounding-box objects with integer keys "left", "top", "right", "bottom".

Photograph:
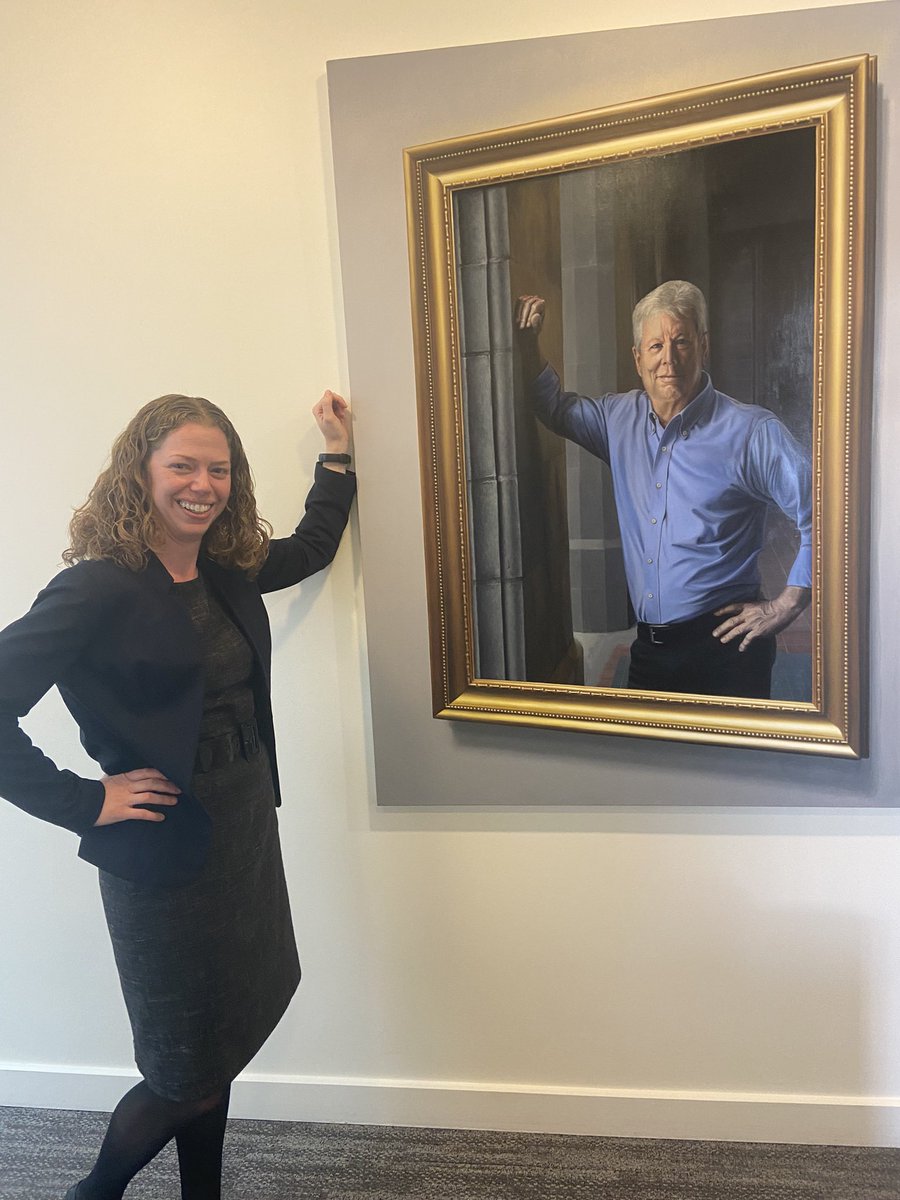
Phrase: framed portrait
[{"left": 404, "top": 55, "right": 875, "bottom": 757}]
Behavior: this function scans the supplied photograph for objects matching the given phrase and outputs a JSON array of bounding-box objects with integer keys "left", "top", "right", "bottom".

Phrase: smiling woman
[
  {"left": 65, "top": 394, "right": 277, "bottom": 579},
  {"left": 0, "top": 389, "right": 355, "bottom": 1197},
  {"left": 145, "top": 424, "right": 234, "bottom": 580}
]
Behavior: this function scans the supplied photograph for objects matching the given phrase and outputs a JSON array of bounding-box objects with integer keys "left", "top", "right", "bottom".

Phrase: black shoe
[{"left": 64, "top": 1186, "right": 83, "bottom": 1200}]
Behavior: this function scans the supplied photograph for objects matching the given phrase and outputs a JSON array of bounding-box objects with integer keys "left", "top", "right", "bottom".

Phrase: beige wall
[{"left": 1, "top": 0, "right": 898, "bottom": 1145}]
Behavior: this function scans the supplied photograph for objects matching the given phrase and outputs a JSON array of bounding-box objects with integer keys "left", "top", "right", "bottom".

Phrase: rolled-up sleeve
[{"left": 743, "top": 418, "right": 813, "bottom": 589}]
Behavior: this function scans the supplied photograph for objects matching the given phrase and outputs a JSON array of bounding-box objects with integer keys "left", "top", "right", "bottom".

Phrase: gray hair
[{"left": 631, "top": 280, "right": 709, "bottom": 348}]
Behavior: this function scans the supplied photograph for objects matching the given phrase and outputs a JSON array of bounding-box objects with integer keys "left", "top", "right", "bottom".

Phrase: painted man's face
[{"left": 632, "top": 312, "right": 709, "bottom": 415}]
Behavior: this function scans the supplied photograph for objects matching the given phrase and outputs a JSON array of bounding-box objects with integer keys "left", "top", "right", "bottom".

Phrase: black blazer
[{"left": 0, "top": 464, "right": 355, "bottom": 887}]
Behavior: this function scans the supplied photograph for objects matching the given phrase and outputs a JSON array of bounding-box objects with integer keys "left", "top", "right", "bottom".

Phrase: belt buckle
[{"left": 649, "top": 624, "right": 667, "bottom": 646}]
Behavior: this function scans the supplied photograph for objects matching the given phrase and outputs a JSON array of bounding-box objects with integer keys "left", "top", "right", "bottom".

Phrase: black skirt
[{"left": 98, "top": 575, "right": 300, "bottom": 1101}]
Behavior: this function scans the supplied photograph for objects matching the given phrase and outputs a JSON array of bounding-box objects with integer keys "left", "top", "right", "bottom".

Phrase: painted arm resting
[
  {"left": 515, "top": 294, "right": 612, "bottom": 459},
  {"left": 529, "top": 364, "right": 612, "bottom": 463}
]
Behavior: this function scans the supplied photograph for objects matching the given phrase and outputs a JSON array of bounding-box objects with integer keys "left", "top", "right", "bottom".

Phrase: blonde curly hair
[{"left": 64, "top": 395, "right": 272, "bottom": 575}]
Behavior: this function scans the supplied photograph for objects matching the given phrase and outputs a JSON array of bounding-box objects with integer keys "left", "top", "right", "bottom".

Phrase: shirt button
[
  {"left": 661, "top": 445, "right": 668, "bottom": 453},
  {"left": 647, "top": 558, "right": 653, "bottom": 564},
  {"left": 648, "top": 592, "right": 654, "bottom": 599},
  {"left": 656, "top": 482, "right": 662, "bottom": 489},
  {"left": 650, "top": 518, "right": 658, "bottom": 525}
]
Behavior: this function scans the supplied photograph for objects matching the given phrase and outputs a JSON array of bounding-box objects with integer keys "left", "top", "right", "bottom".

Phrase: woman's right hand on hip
[{"left": 96, "top": 769, "right": 181, "bottom": 825}]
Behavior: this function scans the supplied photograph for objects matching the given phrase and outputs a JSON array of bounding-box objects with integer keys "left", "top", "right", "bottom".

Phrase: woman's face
[{"left": 145, "top": 422, "right": 232, "bottom": 547}]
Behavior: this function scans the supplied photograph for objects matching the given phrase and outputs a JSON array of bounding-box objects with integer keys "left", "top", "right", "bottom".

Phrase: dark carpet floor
[{"left": 1, "top": 1106, "right": 898, "bottom": 1199}]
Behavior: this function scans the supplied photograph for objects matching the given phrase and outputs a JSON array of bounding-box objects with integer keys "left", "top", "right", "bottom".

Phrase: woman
[{"left": 0, "top": 390, "right": 356, "bottom": 1199}]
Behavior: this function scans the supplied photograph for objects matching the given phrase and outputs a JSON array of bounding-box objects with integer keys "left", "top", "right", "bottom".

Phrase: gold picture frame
[{"left": 404, "top": 55, "right": 875, "bottom": 757}]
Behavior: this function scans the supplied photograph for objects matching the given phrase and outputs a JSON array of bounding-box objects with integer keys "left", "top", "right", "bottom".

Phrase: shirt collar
[{"left": 646, "top": 372, "right": 714, "bottom": 437}]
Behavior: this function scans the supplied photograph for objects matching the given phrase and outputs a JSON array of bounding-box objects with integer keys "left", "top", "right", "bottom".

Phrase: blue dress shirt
[{"left": 531, "top": 366, "right": 812, "bottom": 625}]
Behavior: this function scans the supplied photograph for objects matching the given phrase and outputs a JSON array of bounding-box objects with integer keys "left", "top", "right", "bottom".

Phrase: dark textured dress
[{"left": 98, "top": 575, "right": 301, "bottom": 1102}]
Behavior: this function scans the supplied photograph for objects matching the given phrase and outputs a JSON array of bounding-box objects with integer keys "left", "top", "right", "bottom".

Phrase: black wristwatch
[{"left": 318, "top": 453, "right": 352, "bottom": 464}]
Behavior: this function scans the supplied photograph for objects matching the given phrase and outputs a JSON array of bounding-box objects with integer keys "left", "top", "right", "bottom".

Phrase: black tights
[{"left": 75, "top": 1079, "right": 231, "bottom": 1200}]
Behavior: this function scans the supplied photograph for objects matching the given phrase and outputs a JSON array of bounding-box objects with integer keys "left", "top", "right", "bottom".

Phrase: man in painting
[{"left": 514, "top": 280, "right": 812, "bottom": 699}]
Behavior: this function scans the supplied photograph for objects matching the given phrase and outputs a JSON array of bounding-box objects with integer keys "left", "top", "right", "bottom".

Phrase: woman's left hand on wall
[{"left": 313, "top": 390, "right": 352, "bottom": 462}]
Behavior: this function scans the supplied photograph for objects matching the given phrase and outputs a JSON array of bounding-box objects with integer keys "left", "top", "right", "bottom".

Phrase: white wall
[{"left": 1, "top": 0, "right": 898, "bottom": 1147}]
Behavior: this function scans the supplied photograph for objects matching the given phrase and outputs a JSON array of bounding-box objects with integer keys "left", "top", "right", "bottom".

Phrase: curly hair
[{"left": 64, "top": 395, "right": 272, "bottom": 575}]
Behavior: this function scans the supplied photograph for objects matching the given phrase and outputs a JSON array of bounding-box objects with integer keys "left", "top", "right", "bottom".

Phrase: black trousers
[{"left": 627, "top": 614, "right": 776, "bottom": 699}]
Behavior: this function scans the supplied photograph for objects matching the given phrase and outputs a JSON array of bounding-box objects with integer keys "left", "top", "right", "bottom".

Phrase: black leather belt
[
  {"left": 194, "top": 718, "right": 260, "bottom": 773},
  {"left": 636, "top": 610, "right": 723, "bottom": 647}
]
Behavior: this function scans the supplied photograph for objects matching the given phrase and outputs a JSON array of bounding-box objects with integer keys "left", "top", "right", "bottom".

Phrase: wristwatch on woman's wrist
[{"left": 318, "top": 453, "right": 352, "bottom": 464}]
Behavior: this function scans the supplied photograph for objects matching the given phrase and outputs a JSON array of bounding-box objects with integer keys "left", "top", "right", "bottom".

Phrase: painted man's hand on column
[{"left": 514, "top": 294, "right": 548, "bottom": 383}]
